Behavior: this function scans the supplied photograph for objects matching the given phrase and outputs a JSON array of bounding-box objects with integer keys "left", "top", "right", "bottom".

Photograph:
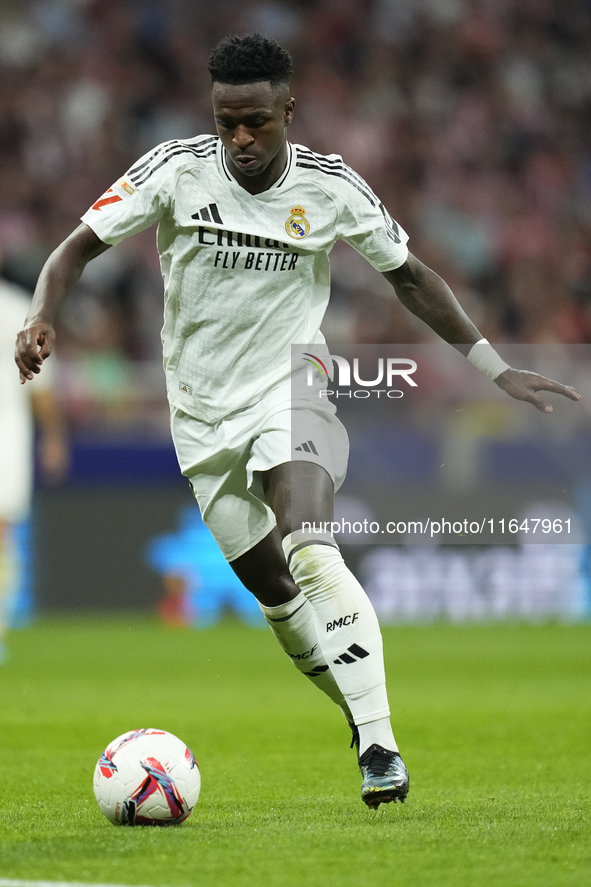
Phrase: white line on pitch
[{"left": 0, "top": 881, "right": 159, "bottom": 887}]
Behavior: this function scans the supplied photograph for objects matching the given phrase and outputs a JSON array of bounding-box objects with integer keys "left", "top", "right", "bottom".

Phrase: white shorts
[{"left": 170, "top": 383, "right": 349, "bottom": 561}]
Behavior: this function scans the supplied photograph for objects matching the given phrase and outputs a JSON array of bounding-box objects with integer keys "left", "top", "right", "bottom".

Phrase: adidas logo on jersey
[
  {"left": 333, "top": 644, "right": 370, "bottom": 665},
  {"left": 295, "top": 440, "right": 318, "bottom": 455},
  {"left": 191, "top": 203, "right": 223, "bottom": 224}
]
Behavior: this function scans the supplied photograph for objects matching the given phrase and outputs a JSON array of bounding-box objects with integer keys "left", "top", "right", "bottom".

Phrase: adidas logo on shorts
[{"left": 295, "top": 440, "right": 318, "bottom": 454}]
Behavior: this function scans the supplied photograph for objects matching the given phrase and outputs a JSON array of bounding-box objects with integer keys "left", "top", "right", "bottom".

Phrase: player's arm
[
  {"left": 383, "top": 251, "right": 581, "bottom": 413},
  {"left": 383, "top": 251, "right": 481, "bottom": 346},
  {"left": 14, "top": 223, "right": 110, "bottom": 384}
]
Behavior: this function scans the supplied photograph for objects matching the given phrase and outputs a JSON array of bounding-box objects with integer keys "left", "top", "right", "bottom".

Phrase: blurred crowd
[{"left": 2, "top": 0, "right": 591, "bottom": 430}]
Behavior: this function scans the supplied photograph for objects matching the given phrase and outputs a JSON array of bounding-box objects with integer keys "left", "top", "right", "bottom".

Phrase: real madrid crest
[{"left": 285, "top": 205, "right": 310, "bottom": 239}]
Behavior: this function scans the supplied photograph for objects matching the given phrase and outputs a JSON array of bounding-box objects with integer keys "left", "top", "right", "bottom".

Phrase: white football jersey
[{"left": 81, "top": 137, "right": 408, "bottom": 423}]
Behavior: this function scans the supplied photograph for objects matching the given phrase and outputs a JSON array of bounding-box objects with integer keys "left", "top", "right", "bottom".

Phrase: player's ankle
[{"left": 357, "top": 717, "right": 398, "bottom": 757}]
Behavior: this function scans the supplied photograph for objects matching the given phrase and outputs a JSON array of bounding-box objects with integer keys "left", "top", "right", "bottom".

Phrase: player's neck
[{"left": 225, "top": 142, "right": 289, "bottom": 195}]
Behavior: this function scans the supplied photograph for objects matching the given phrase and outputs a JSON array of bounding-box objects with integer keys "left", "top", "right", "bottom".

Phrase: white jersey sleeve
[
  {"left": 80, "top": 139, "right": 194, "bottom": 245},
  {"left": 326, "top": 157, "right": 409, "bottom": 272}
]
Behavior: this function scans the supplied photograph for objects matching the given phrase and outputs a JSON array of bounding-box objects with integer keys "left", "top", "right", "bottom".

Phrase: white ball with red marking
[{"left": 93, "top": 728, "right": 200, "bottom": 825}]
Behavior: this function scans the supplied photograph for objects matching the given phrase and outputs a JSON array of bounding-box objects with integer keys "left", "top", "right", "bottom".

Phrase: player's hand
[
  {"left": 14, "top": 320, "right": 56, "bottom": 384},
  {"left": 494, "top": 368, "right": 581, "bottom": 413}
]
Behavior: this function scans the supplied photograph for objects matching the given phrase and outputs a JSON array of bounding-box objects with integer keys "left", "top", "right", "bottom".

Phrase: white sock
[
  {"left": 258, "top": 591, "right": 353, "bottom": 721},
  {"left": 357, "top": 717, "right": 398, "bottom": 756},
  {"left": 283, "top": 533, "right": 398, "bottom": 753}
]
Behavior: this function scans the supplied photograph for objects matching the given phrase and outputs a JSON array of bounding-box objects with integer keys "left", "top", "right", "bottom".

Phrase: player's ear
[{"left": 284, "top": 97, "right": 295, "bottom": 127}]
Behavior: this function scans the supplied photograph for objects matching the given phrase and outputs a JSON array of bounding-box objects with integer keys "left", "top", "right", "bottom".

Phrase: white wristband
[{"left": 466, "top": 338, "right": 511, "bottom": 381}]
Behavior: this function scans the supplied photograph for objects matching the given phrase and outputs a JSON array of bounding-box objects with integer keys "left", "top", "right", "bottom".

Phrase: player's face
[{"left": 212, "top": 81, "right": 294, "bottom": 190}]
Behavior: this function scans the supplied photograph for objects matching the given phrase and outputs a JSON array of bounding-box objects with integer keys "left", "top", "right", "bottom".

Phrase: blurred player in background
[
  {"left": 14, "top": 34, "right": 580, "bottom": 806},
  {"left": 1, "top": 266, "right": 68, "bottom": 661},
  {"left": 146, "top": 506, "right": 265, "bottom": 628}
]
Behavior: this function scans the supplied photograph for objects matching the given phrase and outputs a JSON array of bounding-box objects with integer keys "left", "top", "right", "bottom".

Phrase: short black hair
[{"left": 208, "top": 33, "right": 293, "bottom": 88}]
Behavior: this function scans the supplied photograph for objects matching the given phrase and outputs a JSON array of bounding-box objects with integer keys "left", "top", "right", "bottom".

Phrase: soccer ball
[{"left": 93, "top": 728, "right": 200, "bottom": 826}]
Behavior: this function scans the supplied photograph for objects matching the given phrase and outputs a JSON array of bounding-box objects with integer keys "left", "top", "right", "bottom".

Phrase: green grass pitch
[{"left": 0, "top": 617, "right": 589, "bottom": 887}]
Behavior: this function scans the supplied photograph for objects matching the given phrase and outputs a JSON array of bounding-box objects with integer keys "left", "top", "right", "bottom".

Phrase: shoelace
[{"left": 360, "top": 745, "right": 397, "bottom": 776}]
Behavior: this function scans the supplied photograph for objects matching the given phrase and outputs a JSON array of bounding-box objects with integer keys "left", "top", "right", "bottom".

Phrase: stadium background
[{"left": 2, "top": 0, "right": 591, "bottom": 622}]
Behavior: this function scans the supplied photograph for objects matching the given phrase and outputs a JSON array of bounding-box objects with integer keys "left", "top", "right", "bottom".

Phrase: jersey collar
[{"left": 218, "top": 141, "right": 294, "bottom": 195}]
